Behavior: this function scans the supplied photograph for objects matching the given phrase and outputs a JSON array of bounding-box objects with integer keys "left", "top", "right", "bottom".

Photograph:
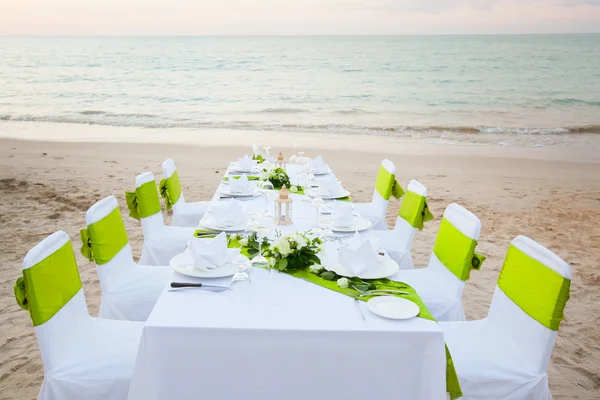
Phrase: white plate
[
  {"left": 198, "top": 220, "right": 248, "bottom": 232},
  {"left": 311, "top": 167, "right": 331, "bottom": 175},
  {"left": 219, "top": 187, "right": 256, "bottom": 197},
  {"left": 304, "top": 187, "right": 351, "bottom": 200},
  {"left": 330, "top": 217, "right": 372, "bottom": 232},
  {"left": 367, "top": 296, "right": 420, "bottom": 320},
  {"left": 170, "top": 251, "right": 242, "bottom": 278},
  {"left": 319, "top": 244, "right": 399, "bottom": 279},
  {"left": 229, "top": 163, "right": 257, "bottom": 173}
]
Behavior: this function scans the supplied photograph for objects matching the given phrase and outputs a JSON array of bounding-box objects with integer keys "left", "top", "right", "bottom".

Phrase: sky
[{"left": 1, "top": 0, "right": 599, "bottom": 35}]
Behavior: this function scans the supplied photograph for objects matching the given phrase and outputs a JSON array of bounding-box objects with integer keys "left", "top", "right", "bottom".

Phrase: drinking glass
[
  {"left": 231, "top": 258, "right": 252, "bottom": 285},
  {"left": 255, "top": 180, "right": 274, "bottom": 216}
]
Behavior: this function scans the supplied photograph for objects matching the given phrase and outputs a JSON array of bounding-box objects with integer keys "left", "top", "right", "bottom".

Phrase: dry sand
[{"left": 1, "top": 123, "right": 599, "bottom": 399}]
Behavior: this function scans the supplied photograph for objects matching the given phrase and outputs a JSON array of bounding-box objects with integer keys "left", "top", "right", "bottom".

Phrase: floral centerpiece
[
  {"left": 262, "top": 167, "right": 290, "bottom": 189},
  {"left": 252, "top": 154, "right": 264, "bottom": 164},
  {"left": 265, "top": 232, "right": 322, "bottom": 271}
]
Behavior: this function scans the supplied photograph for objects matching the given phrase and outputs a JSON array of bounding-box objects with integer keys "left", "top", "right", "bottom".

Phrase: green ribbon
[
  {"left": 159, "top": 171, "right": 182, "bottom": 211},
  {"left": 14, "top": 277, "right": 28, "bottom": 311},
  {"left": 227, "top": 239, "right": 462, "bottom": 399},
  {"left": 433, "top": 217, "right": 485, "bottom": 281},
  {"left": 80, "top": 207, "right": 129, "bottom": 265},
  {"left": 498, "top": 244, "right": 570, "bottom": 331},
  {"left": 16, "top": 240, "right": 82, "bottom": 326},
  {"left": 375, "top": 165, "right": 405, "bottom": 200},
  {"left": 222, "top": 176, "right": 261, "bottom": 182},
  {"left": 125, "top": 180, "right": 162, "bottom": 221},
  {"left": 398, "top": 191, "right": 434, "bottom": 230}
]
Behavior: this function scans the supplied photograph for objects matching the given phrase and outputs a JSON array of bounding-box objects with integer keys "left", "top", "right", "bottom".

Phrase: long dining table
[{"left": 127, "top": 161, "right": 448, "bottom": 400}]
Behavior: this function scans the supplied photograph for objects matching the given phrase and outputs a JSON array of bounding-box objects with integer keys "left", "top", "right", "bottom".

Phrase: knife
[{"left": 169, "top": 282, "right": 231, "bottom": 292}]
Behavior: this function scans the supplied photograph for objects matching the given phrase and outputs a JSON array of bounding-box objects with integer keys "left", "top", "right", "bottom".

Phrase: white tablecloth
[
  {"left": 127, "top": 268, "right": 446, "bottom": 400},
  {"left": 127, "top": 162, "right": 447, "bottom": 400}
]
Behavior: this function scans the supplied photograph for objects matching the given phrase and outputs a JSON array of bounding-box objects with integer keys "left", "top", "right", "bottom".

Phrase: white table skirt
[{"left": 127, "top": 268, "right": 447, "bottom": 400}]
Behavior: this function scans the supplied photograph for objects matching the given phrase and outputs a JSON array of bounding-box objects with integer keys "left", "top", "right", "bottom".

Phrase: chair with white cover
[
  {"left": 354, "top": 159, "right": 404, "bottom": 230},
  {"left": 159, "top": 158, "right": 209, "bottom": 227},
  {"left": 81, "top": 196, "right": 173, "bottom": 321},
  {"left": 126, "top": 172, "right": 195, "bottom": 266},
  {"left": 13, "top": 231, "right": 144, "bottom": 400},
  {"left": 370, "top": 179, "right": 432, "bottom": 269},
  {"left": 390, "top": 203, "right": 484, "bottom": 321},
  {"left": 439, "top": 236, "right": 571, "bottom": 399},
  {"left": 252, "top": 144, "right": 262, "bottom": 158}
]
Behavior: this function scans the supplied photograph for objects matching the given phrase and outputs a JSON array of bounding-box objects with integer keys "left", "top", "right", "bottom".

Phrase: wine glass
[
  {"left": 231, "top": 257, "right": 252, "bottom": 285},
  {"left": 255, "top": 180, "right": 274, "bottom": 216},
  {"left": 247, "top": 218, "right": 269, "bottom": 268}
]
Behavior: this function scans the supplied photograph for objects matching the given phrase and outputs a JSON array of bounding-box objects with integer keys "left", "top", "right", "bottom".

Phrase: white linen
[
  {"left": 331, "top": 204, "right": 353, "bottom": 227},
  {"left": 308, "top": 155, "right": 326, "bottom": 171},
  {"left": 162, "top": 158, "right": 209, "bottom": 228},
  {"left": 188, "top": 232, "right": 237, "bottom": 271},
  {"left": 338, "top": 233, "right": 379, "bottom": 275},
  {"left": 203, "top": 199, "right": 245, "bottom": 227},
  {"left": 24, "top": 231, "right": 144, "bottom": 400},
  {"left": 127, "top": 268, "right": 446, "bottom": 400},
  {"left": 228, "top": 174, "right": 252, "bottom": 193},
  {"left": 236, "top": 154, "right": 256, "bottom": 171},
  {"left": 353, "top": 159, "right": 396, "bottom": 230},
  {"left": 318, "top": 175, "right": 342, "bottom": 197}
]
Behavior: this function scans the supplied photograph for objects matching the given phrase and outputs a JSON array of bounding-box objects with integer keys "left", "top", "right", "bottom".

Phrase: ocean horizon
[{"left": 1, "top": 34, "right": 599, "bottom": 145}]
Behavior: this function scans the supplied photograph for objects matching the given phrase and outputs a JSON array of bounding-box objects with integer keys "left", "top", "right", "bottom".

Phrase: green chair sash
[
  {"left": 159, "top": 171, "right": 182, "bottom": 211},
  {"left": 80, "top": 207, "right": 129, "bottom": 265},
  {"left": 375, "top": 165, "right": 404, "bottom": 201},
  {"left": 498, "top": 244, "right": 570, "bottom": 331},
  {"left": 15, "top": 240, "right": 82, "bottom": 326},
  {"left": 398, "top": 191, "right": 434, "bottom": 230},
  {"left": 125, "top": 180, "right": 162, "bottom": 221},
  {"left": 433, "top": 217, "right": 486, "bottom": 281}
]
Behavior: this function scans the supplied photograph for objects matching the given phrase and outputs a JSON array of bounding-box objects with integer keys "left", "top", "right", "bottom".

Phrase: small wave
[
  {"left": 79, "top": 110, "right": 106, "bottom": 115},
  {"left": 567, "top": 125, "right": 600, "bottom": 134},
  {"left": 552, "top": 98, "right": 600, "bottom": 107},
  {"left": 331, "top": 108, "right": 375, "bottom": 115},
  {"left": 256, "top": 108, "right": 307, "bottom": 114}
]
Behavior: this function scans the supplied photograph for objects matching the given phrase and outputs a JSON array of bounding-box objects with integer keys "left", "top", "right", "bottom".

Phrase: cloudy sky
[{"left": 1, "top": 0, "right": 599, "bottom": 35}]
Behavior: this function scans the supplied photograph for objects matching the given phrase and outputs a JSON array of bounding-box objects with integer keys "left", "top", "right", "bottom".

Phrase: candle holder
[
  {"left": 275, "top": 151, "right": 286, "bottom": 169},
  {"left": 274, "top": 185, "right": 293, "bottom": 226}
]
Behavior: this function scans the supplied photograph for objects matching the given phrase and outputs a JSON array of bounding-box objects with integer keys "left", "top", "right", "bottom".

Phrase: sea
[{"left": 1, "top": 35, "right": 599, "bottom": 146}]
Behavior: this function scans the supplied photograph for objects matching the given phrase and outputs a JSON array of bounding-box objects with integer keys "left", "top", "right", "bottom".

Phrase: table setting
[{"left": 127, "top": 149, "right": 460, "bottom": 400}]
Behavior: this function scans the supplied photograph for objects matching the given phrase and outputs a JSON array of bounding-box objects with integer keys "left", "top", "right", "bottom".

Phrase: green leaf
[
  {"left": 278, "top": 257, "right": 288, "bottom": 270},
  {"left": 320, "top": 271, "right": 336, "bottom": 281}
]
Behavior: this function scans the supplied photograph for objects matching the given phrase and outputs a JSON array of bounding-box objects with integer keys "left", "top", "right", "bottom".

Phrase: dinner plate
[
  {"left": 330, "top": 217, "right": 372, "bottom": 232},
  {"left": 319, "top": 244, "right": 399, "bottom": 279},
  {"left": 229, "top": 163, "right": 257, "bottom": 173},
  {"left": 310, "top": 166, "right": 331, "bottom": 176},
  {"left": 198, "top": 219, "right": 248, "bottom": 233},
  {"left": 366, "top": 296, "right": 420, "bottom": 320},
  {"left": 170, "top": 251, "right": 244, "bottom": 278},
  {"left": 219, "top": 187, "right": 256, "bottom": 197},
  {"left": 304, "top": 187, "right": 351, "bottom": 200}
]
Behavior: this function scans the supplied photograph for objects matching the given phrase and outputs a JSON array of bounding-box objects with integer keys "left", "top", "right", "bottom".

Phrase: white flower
[
  {"left": 337, "top": 277, "right": 349, "bottom": 288},
  {"left": 296, "top": 236, "right": 307, "bottom": 249},
  {"left": 278, "top": 239, "right": 291, "bottom": 256},
  {"left": 269, "top": 257, "right": 276, "bottom": 267},
  {"left": 309, "top": 264, "right": 323, "bottom": 274},
  {"left": 229, "top": 233, "right": 240, "bottom": 240},
  {"left": 238, "top": 238, "right": 249, "bottom": 247},
  {"left": 290, "top": 185, "right": 298, "bottom": 193}
]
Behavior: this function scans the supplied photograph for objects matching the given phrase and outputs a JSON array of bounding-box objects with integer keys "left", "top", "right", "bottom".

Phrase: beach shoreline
[{"left": 1, "top": 123, "right": 599, "bottom": 399}]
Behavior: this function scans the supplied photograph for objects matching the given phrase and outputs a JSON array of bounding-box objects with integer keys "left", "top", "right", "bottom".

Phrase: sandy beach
[{"left": 1, "top": 122, "right": 599, "bottom": 399}]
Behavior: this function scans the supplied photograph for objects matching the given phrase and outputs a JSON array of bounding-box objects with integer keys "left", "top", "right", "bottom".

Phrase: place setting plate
[
  {"left": 170, "top": 248, "right": 245, "bottom": 278},
  {"left": 366, "top": 296, "right": 420, "bottom": 320},
  {"left": 329, "top": 217, "right": 372, "bottom": 233},
  {"left": 198, "top": 220, "right": 248, "bottom": 233},
  {"left": 319, "top": 243, "right": 399, "bottom": 279},
  {"left": 310, "top": 166, "right": 331, "bottom": 176},
  {"left": 304, "top": 187, "right": 351, "bottom": 200},
  {"left": 218, "top": 187, "right": 256, "bottom": 197}
]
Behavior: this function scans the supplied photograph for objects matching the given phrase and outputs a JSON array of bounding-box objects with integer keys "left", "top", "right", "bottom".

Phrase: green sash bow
[
  {"left": 159, "top": 171, "right": 182, "bottom": 211},
  {"left": 399, "top": 191, "right": 434, "bottom": 230},
  {"left": 498, "top": 244, "right": 570, "bottom": 331},
  {"left": 375, "top": 165, "right": 404, "bottom": 200},
  {"left": 125, "top": 180, "right": 162, "bottom": 221},
  {"left": 433, "top": 217, "right": 486, "bottom": 281},
  {"left": 15, "top": 240, "right": 82, "bottom": 326},
  {"left": 80, "top": 207, "right": 129, "bottom": 265}
]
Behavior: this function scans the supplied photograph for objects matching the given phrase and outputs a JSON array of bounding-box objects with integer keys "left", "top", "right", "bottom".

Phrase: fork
[{"left": 345, "top": 289, "right": 366, "bottom": 320}]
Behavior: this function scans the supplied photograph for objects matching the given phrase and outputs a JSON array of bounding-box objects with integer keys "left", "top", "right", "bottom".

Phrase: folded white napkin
[
  {"left": 332, "top": 205, "right": 354, "bottom": 228},
  {"left": 252, "top": 144, "right": 262, "bottom": 157},
  {"left": 207, "top": 199, "right": 245, "bottom": 227},
  {"left": 318, "top": 175, "right": 342, "bottom": 197},
  {"left": 188, "top": 232, "right": 237, "bottom": 271},
  {"left": 235, "top": 155, "right": 256, "bottom": 171},
  {"left": 308, "top": 155, "right": 326, "bottom": 171},
  {"left": 338, "top": 233, "right": 379, "bottom": 276},
  {"left": 229, "top": 174, "right": 251, "bottom": 194}
]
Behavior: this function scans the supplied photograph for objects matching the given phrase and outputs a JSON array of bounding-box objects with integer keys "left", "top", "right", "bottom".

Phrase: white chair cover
[
  {"left": 162, "top": 158, "right": 209, "bottom": 227},
  {"left": 20, "top": 231, "right": 144, "bottom": 400},
  {"left": 135, "top": 172, "right": 196, "bottom": 266},
  {"left": 354, "top": 159, "right": 396, "bottom": 230},
  {"left": 439, "top": 236, "right": 571, "bottom": 399},
  {"left": 252, "top": 144, "right": 263, "bottom": 158},
  {"left": 390, "top": 203, "right": 482, "bottom": 321},
  {"left": 370, "top": 179, "right": 428, "bottom": 269},
  {"left": 85, "top": 196, "right": 173, "bottom": 321}
]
